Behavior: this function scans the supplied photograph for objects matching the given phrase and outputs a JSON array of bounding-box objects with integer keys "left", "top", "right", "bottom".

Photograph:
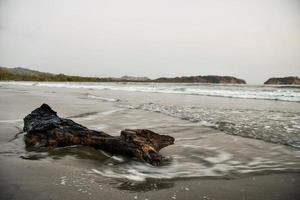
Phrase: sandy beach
[
  {"left": 0, "top": 82, "right": 299, "bottom": 200},
  {"left": 1, "top": 0, "right": 300, "bottom": 199}
]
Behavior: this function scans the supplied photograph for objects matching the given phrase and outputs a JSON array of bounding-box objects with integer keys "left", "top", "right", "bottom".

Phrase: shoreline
[
  {"left": 1, "top": 155, "right": 299, "bottom": 200},
  {"left": 1, "top": 80, "right": 300, "bottom": 87},
  {"left": 1, "top": 81, "right": 300, "bottom": 103},
  {"left": 0, "top": 83, "right": 299, "bottom": 200}
]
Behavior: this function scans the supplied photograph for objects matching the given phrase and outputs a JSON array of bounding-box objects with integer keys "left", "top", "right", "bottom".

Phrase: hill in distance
[
  {"left": 264, "top": 76, "right": 300, "bottom": 85},
  {"left": 0, "top": 66, "right": 247, "bottom": 84}
]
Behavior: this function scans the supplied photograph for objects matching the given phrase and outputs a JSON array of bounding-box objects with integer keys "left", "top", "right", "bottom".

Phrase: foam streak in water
[
  {"left": 89, "top": 148, "right": 299, "bottom": 182},
  {"left": 1, "top": 82, "right": 300, "bottom": 102},
  {"left": 131, "top": 103, "right": 300, "bottom": 147}
]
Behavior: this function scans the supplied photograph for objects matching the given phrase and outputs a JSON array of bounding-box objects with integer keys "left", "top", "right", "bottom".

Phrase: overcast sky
[{"left": 0, "top": 0, "right": 299, "bottom": 84}]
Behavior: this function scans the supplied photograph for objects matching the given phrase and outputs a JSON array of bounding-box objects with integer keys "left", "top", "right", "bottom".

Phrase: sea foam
[{"left": 1, "top": 82, "right": 299, "bottom": 102}]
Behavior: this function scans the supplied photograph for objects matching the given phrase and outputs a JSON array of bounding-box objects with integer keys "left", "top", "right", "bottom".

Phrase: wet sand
[
  {"left": 0, "top": 83, "right": 299, "bottom": 200},
  {"left": 0, "top": 156, "right": 299, "bottom": 200}
]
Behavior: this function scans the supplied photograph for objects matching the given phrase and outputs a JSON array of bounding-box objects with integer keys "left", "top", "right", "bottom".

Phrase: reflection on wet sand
[{"left": 0, "top": 83, "right": 299, "bottom": 199}]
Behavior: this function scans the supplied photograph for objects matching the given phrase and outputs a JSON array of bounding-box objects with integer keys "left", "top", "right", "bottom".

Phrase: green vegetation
[
  {"left": 0, "top": 66, "right": 248, "bottom": 84},
  {"left": 0, "top": 68, "right": 101, "bottom": 82},
  {"left": 0, "top": 67, "right": 150, "bottom": 82},
  {"left": 0, "top": 66, "right": 154, "bottom": 82}
]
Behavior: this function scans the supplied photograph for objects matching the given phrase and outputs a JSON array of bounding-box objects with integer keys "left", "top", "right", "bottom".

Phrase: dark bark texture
[{"left": 23, "top": 104, "right": 175, "bottom": 165}]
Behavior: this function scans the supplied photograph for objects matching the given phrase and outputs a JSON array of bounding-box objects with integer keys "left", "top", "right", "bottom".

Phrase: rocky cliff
[
  {"left": 154, "top": 75, "right": 246, "bottom": 84},
  {"left": 264, "top": 76, "right": 300, "bottom": 85}
]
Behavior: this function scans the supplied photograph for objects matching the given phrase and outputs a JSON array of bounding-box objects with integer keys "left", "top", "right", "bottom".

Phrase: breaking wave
[
  {"left": 130, "top": 103, "right": 300, "bottom": 147},
  {"left": 1, "top": 82, "right": 300, "bottom": 102}
]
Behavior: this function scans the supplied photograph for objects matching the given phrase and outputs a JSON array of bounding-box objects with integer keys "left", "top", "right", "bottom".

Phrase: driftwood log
[{"left": 23, "top": 104, "right": 175, "bottom": 165}]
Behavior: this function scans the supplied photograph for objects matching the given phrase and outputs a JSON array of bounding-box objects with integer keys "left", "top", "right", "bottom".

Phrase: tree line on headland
[{"left": 0, "top": 66, "right": 299, "bottom": 85}]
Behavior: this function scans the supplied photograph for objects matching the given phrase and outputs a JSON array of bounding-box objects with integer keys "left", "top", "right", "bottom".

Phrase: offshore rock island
[
  {"left": 0, "top": 66, "right": 246, "bottom": 84},
  {"left": 264, "top": 76, "right": 300, "bottom": 85}
]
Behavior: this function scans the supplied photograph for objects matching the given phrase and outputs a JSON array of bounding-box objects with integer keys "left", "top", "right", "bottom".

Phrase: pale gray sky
[{"left": 0, "top": 0, "right": 299, "bottom": 84}]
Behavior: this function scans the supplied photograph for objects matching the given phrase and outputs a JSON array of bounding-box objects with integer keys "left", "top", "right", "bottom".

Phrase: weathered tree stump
[{"left": 23, "top": 104, "right": 175, "bottom": 165}]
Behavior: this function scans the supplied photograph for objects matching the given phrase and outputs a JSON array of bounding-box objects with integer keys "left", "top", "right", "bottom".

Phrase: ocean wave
[
  {"left": 130, "top": 103, "right": 300, "bottom": 147},
  {"left": 89, "top": 147, "right": 299, "bottom": 182},
  {"left": 0, "top": 119, "right": 23, "bottom": 123},
  {"left": 87, "top": 94, "right": 120, "bottom": 102},
  {"left": 1, "top": 82, "right": 299, "bottom": 102}
]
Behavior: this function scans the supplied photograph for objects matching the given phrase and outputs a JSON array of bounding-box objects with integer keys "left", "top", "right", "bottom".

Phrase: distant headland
[
  {"left": 0, "top": 66, "right": 247, "bottom": 84},
  {"left": 264, "top": 76, "right": 300, "bottom": 85},
  {"left": 155, "top": 76, "right": 246, "bottom": 84},
  {"left": 2, "top": 66, "right": 300, "bottom": 85}
]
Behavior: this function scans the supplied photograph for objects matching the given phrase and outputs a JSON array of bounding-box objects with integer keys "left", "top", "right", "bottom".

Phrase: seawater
[
  {"left": 0, "top": 81, "right": 299, "bottom": 184},
  {"left": 1, "top": 81, "right": 300, "bottom": 102}
]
